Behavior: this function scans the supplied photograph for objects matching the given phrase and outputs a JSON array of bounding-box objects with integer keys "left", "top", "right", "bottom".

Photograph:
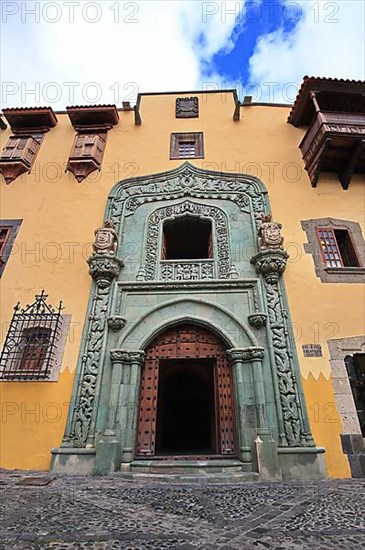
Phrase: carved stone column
[
  {"left": 228, "top": 345, "right": 282, "bottom": 480},
  {"left": 251, "top": 248, "right": 314, "bottom": 448},
  {"left": 118, "top": 350, "right": 145, "bottom": 465},
  {"left": 61, "top": 253, "right": 123, "bottom": 450},
  {"left": 226, "top": 348, "right": 259, "bottom": 469},
  {"left": 94, "top": 349, "right": 126, "bottom": 475}
]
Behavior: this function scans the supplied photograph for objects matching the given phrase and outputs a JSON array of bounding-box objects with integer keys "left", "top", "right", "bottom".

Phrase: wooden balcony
[
  {"left": 288, "top": 77, "right": 365, "bottom": 189},
  {"left": 299, "top": 111, "right": 365, "bottom": 189}
]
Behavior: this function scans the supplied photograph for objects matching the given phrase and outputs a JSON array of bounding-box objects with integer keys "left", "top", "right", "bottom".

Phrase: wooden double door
[{"left": 136, "top": 324, "right": 236, "bottom": 457}]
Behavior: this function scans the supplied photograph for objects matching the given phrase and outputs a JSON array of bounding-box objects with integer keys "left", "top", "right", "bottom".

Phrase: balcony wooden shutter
[
  {"left": 1, "top": 136, "right": 41, "bottom": 165},
  {"left": 71, "top": 133, "right": 106, "bottom": 164}
]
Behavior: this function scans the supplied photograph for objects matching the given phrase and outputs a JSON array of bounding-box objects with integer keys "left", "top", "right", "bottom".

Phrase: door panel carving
[{"left": 136, "top": 324, "right": 235, "bottom": 457}]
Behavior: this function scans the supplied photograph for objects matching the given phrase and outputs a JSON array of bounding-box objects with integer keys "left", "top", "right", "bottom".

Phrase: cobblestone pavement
[{"left": 0, "top": 471, "right": 364, "bottom": 550}]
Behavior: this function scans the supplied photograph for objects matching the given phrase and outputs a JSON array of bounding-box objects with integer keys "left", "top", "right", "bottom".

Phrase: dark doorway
[
  {"left": 156, "top": 359, "right": 217, "bottom": 455},
  {"left": 345, "top": 353, "right": 365, "bottom": 436}
]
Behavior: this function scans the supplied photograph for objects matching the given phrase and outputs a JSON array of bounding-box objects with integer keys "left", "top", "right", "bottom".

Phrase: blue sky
[
  {"left": 204, "top": 0, "right": 298, "bottom": 84},
  {"left": 1, "top": 1, "right": 364, "bottom": 109}
]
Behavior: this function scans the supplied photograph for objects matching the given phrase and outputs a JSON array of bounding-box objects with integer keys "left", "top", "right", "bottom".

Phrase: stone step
[
  {"left": 130, "top": 459, "right": 245, "bottom": 475},
  {"left": 116, "top": 471, "right": 259, "bottom": 483}
]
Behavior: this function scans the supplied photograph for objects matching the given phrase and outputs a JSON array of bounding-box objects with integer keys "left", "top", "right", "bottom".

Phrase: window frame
[
  {"left": 0, "top": 292, "right": 70, "bottom": 382},
  {"left": 315, "top": 227, "right": 360, "bottom": 268},
  {"left": 0, "top": 220, "right": 22, "bottom": 277},
  {"left": 302, "top": 218, "right": 365, "bottom": 283},
  {"left": 170, "top": 132, "right": 204, "bottom": 160}
]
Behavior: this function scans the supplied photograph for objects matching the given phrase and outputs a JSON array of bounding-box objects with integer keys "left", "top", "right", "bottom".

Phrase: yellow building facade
[{"left": 0, "top": 78, "right": 364, "bottom": 479}]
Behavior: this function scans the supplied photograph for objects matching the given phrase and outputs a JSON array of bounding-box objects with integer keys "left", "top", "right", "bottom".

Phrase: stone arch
[
  {"left": 118, "top": 297, "right": 257, "bottom": 350},
  {"left": 105, "top": 162, "right": 270, "bottom": 236}
]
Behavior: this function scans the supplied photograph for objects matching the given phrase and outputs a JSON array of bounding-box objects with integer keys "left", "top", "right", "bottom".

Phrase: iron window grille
[{"left": 0, "top": 290, "right": 63, "bottom": 381}]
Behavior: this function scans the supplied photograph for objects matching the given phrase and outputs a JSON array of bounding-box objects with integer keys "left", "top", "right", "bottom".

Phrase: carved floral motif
[
  {"left": 161, "top": 261, "right": 214, "bottom": 281},
  {"left": 247, "top": 313, "right": 267, "bottom": 328},
  {"left": 107, "top": 316, "right": 126, "bottom": 332},
  {"left": 250, "top": 248, "right": 306, "bottom": 447},
  {"left": 71, "top": 287, "right": 109, "bottom": 447},
  {"left": 108, "top": 164, "right": 266, "bottom": 232},
  {"left": 227, "top": 347, "right": 265, "bottom": 363},
  {"left": 88, "top": 254, "right": 124, "bottom": 289},
  {"left": 144, "top": 201, "right": 230, "bottom": 281}
]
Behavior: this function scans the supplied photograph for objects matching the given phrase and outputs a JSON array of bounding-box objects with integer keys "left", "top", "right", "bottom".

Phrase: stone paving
[{"left": 0, "top": 471, "right": 364, "bottom": 549}]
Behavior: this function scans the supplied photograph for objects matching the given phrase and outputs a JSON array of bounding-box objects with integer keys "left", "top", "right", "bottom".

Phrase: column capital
[
  {"left": 110, "top": 349, "right": 145, "bottom": 365},
  {"left": 250, "top": 249, "right": 289, "bottom": 284},
  {"left": 87, "top": 253, "right": 124, "bottom": 289},
  {"left": 227, "top": 347, "right": 265, "bottom": 363}
]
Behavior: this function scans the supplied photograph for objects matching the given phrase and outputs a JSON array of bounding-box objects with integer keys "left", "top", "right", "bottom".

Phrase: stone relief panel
[
  {"left": 176, "top": 97, "right": 199, "bottom": 118},
  {"left": 107, "top": 164, "right": 266, "bottom": 236}
]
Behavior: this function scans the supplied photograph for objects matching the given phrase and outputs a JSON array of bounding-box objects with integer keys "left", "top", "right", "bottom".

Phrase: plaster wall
[{"left": 0, "top": 92, "right": 364, "bottom": 476}]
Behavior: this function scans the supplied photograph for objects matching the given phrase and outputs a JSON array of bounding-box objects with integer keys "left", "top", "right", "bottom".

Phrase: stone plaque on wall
[{"left": 176, "top": 97, "right": 199, "bottom": 118}]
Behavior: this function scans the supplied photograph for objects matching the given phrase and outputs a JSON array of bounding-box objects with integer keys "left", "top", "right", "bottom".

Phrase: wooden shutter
[
  {"left": 71, "top": 133, "right": 106, "bottom": 164},
  {"left": 161, "top": 232, "right": 167, "bottom": 259},
  {"left": 208, "top": 228, "right": 213, "bottom": 258},
  {"left": 1, "top": 136, "right": 41, "bottom": 165}
]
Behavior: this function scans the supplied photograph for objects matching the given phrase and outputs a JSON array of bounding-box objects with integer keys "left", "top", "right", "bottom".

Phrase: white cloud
[
  {"left": 0, "top": 0, "right": 245, "bottom": 109},
  {"left": 248, "top": 0, "right": 365, "bottom": 103}
]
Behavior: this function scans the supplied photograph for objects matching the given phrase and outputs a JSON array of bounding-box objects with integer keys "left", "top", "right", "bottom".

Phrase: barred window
[
  {"left": 170, "top": 132, "right": 204, "bottom": 159},
  {"left": 0, "top": 291, "right": 63, "bottom": 381}
]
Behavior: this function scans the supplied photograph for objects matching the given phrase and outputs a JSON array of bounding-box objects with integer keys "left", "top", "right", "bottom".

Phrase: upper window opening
[
  {"left": 162, "top": 216, "right": 212, "bottom": 260},
  {"left": 178, "top": 141, "right": 197, "bottom": 158},
  {"left": 317, "top": 228, "right": 359, "bottom": 267},
  {"left": 170, "top": 132, "right": 204, "bottom": 160}
]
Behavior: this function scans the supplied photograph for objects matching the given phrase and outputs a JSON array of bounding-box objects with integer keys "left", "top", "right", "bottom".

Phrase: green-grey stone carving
[
  {"left": 248, "top": 313, "right": 267, "bottom": 328},
  {"left": 53, "top": 163, "right": 324, "bottom": 480}
]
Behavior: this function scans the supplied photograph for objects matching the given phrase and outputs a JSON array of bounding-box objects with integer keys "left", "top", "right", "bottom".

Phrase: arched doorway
[{"left": 136, "top": 324, "right": 236, "bottom": 458}]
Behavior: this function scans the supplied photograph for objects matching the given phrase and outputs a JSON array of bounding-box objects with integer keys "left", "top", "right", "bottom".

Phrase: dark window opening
[
  {"left": 19, "top": 327, "right": 52, "bottom": 372},
  {"left": 156, "top": 359, "right": 217, "bottom": 455},
  {"left": 345, "top": 354, "right": 365, "bottom": 436},
  {"left": 162, "top": 216, "right": 212, "bottom": 260},
  {"left": 334, "top": 230, "right": 359, "bottom": 267},
  {"left": 317, "top": 227, "right": 359, "bottom": 267}
]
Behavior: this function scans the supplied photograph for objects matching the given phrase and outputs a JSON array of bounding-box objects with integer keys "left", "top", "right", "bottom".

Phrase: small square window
[{"left": 170, "top": 132, "right": 204, "bottom": 159}]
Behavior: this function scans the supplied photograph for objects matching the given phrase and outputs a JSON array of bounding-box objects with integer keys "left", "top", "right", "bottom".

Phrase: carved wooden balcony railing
[{"left": 299, "top": 112, "right": 365, "bottom": 190}]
